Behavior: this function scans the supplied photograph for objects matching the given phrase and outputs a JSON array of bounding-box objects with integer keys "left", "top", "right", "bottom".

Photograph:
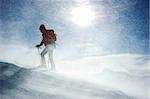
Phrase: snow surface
[{"left": 0, "top": 54, "right": 150, "bottom": 99}]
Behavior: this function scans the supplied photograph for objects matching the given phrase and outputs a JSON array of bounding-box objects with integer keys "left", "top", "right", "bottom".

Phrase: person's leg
[
  {"left": 40, "top": 46, "right": 48, "bottom": 67},
  {"left": 48, "top": 44, "right": 55, "bottom": 70}
]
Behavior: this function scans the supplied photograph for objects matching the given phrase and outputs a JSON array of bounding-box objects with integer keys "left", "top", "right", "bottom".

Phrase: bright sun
[{"left": 70, "top": 5, "right": 96, "bottom": 27}]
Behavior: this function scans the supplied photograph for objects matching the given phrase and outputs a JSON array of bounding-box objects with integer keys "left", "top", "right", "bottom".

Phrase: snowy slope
[
  {"left": 0, "top": 62, "right": 135, "bottom": 99},
  {"left": 0, "top": 54, "right": 149, "bottom": 99},
  {"left": 55, "top": 54, "right": 150, "bottom": 99}
]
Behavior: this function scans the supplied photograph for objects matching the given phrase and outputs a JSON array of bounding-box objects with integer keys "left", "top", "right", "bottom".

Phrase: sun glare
[{"left": 70, "top": 5, "right": 96, "bottom": 27}]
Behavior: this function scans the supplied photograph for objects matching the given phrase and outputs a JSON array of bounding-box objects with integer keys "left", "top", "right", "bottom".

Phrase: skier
[{"left": 36, "top": 24, "right": 57, "bottom": 70}]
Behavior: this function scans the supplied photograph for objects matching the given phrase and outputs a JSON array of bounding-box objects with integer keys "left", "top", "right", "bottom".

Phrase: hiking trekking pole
[
  {"left": 36, "top": 47, "right": 41, "bottom": 55},
  {"left": 37, "top": 47, "right": 40, "bottom": 55}
]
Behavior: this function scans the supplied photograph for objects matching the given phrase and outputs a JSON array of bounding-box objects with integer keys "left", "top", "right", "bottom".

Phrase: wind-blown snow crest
[
  {"left": 55, "top": 54, "right": 149, "bottom": 98},
  {"left": 0, "top": 54, "right": 149, "bottom": 99}
]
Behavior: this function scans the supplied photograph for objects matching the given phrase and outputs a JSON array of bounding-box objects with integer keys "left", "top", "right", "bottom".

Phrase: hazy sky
[{"left": 0, "top": 0, "right": 149, "bottom": 59}]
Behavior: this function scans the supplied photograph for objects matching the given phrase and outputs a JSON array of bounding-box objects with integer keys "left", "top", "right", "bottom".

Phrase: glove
[{"left": 35, "top": 44, "right": 41, "bottom": 48}]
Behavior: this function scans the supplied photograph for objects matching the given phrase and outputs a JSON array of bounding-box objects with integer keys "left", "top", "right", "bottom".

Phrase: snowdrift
[{"left": 0, "top": 54, "right": 149, "bottom": 99}]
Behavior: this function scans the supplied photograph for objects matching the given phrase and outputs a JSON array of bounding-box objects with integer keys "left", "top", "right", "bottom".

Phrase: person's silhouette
[{"left": 36, "top": 24, "right": 56, "bottom": 70}]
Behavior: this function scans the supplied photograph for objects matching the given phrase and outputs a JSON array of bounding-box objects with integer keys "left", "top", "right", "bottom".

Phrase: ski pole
[
  {"left": 37, "top": 47, "right": 41, "bottom": 55},
  {"left": 38, "top": 48, "right": 40, "bottom": 54}
]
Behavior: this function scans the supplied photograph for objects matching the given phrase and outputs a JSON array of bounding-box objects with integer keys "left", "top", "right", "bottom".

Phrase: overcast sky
[{"left": 0, "top": 0, "right": 149, "bottom": 59}]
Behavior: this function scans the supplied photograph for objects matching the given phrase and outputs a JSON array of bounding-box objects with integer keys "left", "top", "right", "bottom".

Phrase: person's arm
[
  {"left": 35, "top": 34, "right": 44, "bottom": 48},
  {"left": 35, "top": 41, "right": 43, "bottom": 48}
]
